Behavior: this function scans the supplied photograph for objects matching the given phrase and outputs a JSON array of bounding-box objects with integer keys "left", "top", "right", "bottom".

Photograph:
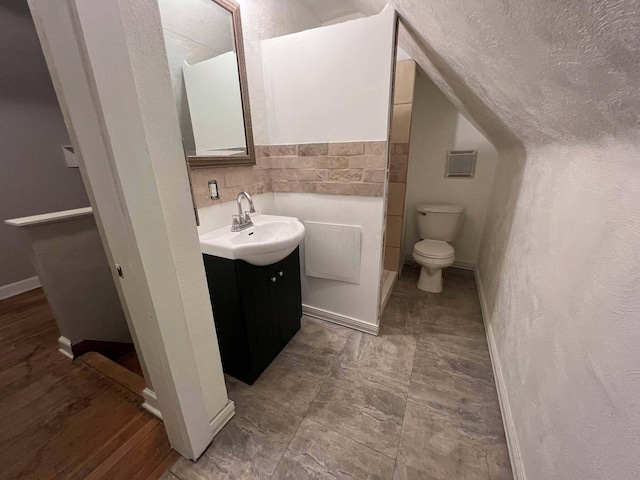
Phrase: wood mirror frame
[{"left": 187, "top": 0, "right": 255, "bottom": 168}]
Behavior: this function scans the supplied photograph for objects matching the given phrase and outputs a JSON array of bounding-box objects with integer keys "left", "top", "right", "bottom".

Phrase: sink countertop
[{"left": 199, "top": 214, "right": 305, "bottom": 266}]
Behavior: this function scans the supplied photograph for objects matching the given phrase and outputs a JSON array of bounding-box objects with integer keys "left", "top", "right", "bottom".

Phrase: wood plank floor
[{"left": 0, "top": 288, "right": 178, "bottom": 480}]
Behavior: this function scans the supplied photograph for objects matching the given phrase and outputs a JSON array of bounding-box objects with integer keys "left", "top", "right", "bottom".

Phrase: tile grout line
[
  {"left": 269, "top": 342, "right": 337, "bottom": 479},
  {"left": 390, "top": 290, "right": 423, "bottom": 477},
  {"left": 286, "top": 332, "right": 407, "bottom": 465},
  {"left": 300, "top": 326, "right": 409, "bottom": 468}
]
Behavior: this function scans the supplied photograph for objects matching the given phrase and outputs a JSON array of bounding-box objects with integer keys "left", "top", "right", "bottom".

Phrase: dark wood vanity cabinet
[{"left": 203, "top": 247, "right": 302, "bottom": 384}]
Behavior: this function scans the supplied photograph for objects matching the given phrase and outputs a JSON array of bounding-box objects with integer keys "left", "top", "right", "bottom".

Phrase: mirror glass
[{"left": 159, "top": 0, "right": 249, "bottom": 159}]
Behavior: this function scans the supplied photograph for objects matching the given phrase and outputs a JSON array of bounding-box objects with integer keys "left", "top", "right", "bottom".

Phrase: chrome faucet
[{"left": 232, "top": 191, "right": 256, "bottom": 232}]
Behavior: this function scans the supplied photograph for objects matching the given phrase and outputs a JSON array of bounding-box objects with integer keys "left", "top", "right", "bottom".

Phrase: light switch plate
[{"left": 208, "top": 180, "right": 219, "bottom": 200}]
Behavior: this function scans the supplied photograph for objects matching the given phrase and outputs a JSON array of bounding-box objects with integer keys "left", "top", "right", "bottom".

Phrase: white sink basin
[{"left": 199, "top": 214, "right": 305, "bottom": 266}]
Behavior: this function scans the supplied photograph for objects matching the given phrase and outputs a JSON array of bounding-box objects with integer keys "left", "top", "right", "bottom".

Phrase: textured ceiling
[
  {"left": 306, "top": 0, "right": 640, "bottom": 148},
  {"left": 297, "top": 0, "right": 361, "bottom": 23}
]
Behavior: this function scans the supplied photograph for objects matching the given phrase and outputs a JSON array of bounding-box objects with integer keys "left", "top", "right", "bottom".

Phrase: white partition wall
[
  {"left": 275, "top": 193, "right": 385, "bottom": 331},
  {"left": 262, "top": 7, "right": 396, "bottom": 144},
  {"left": 262, "top": 8, "right": 396, "bottom": 330}
]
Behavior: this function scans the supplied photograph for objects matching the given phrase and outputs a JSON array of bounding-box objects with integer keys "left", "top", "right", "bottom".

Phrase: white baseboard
[
  {"left": 403, "top": 254, "right": 417, "bottom": 267},
  {"left": 210, "top": 400, "right": 235, "bottom": 437},
  {"left": 379, "top": 270, "right": 397, "bottom": 314},
  {"left": 475, "top": 267, "right": 526, "bottom": 480},
  {"left": 452, "top": 260, "right": 475, "bottom": 271},
  {"left": 0, "top": 276, "right": 40, "bottom": 300},
  {"left": 57, "top": 336, "right": 74, "bottom": 359},
  {"left": 142, "top": 388, "right": 163, "bottom": 420},
  {"left": 302, "top": 304, "right": 379, "bottom": 336}
]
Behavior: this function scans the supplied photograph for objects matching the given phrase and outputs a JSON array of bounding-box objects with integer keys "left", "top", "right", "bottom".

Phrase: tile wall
[
  {"left": 384, "top": 60, "right": 417, "bottom": 272},
  {"left": 189, "top": 141, "right": 388, "bottom": 209}
]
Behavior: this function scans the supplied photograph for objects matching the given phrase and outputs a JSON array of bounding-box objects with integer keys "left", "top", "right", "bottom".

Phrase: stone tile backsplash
[{"left": 190, "top": 141, "right": 388, "bottom": 208}]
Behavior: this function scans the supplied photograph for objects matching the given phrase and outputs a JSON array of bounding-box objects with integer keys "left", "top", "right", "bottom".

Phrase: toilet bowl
[
  {"left": 413, "top": 204, "right": 464, "bottom": 293},
  {"left": 413, "top": 239, "right": 455, "bottom": 293}
]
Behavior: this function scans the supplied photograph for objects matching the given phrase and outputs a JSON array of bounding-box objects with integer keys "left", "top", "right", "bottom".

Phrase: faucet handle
[{"left": 232, "top": 214, "right": 244, "bottom": 226}]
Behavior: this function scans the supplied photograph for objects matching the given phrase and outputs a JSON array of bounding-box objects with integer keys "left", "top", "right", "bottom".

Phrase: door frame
[{"left": 28, "top": 0, "right": 232, "bottom": 459}]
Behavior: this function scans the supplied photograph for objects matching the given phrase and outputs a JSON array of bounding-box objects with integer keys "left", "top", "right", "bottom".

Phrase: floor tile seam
[
  {"left": 267, "top": 344, "right": 337, "bottom": 479},
  {"left": 301, "top": 414, "right": 400, "bottom": 462},
  {"left": 327, "top": 354, "right": 413, "bottom": 390},
  {"left": 393, "top": 330, "right": 421, "bottom": 464},
  {"left": 308, "top": 381, "right": 407, "bottom": 426},
  {"left": 398, "top": 399, "right": 504, "bottom": 449},
  {"left": 285, "top": 339, "right": 342, "bottom": 369},
  {"left": 391, "top": 459, "right": 398, "bottom": 480},
  {"left": 210, "top": 412, "right": 297, "bottom": 450},
  {"left": 269, "top": 409, "right": 308, "bottom": 478},
  {"left": 302, "top": 356, "right": 334, "bottom": 416},
  {"left": 312, "top": 322, "right": 422, "bottom": 462},
  {"left": 231, "top": 386, "right": 303, "bottom": 420},
  {"left": 169, "top": 461, "right": 186, "bottom": 479}
]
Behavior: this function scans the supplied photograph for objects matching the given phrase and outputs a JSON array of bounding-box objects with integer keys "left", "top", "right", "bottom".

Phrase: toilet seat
[{"left": 413, "top": 239, "right": 454, "bottom": 259}]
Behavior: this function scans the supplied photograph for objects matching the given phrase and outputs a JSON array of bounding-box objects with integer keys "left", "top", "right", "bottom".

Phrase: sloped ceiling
[{"left": 307, "top": 0, "right": 640, "bottom": 149}]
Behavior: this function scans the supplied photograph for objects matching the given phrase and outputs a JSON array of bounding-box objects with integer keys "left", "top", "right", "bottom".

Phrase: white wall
[
  {"left": 24, "top": 215, "right": 131, "bottom": 344},
  {"left": 257, "top": 9, "right": 395, "bottom": 327},
  {"left": 0, "top": 2, "right": 89, "bottom": 290},
  {"left": 403, "top": 72, "right": 498, "bottom": 265},
  {"left": 197, "top": 190, "right": 384, "bottom": 328},
  {"left": 321, "top": 12, "right": 367, "bottom": 26},
  {"left": 478, "top": 141, "right": 640, "bottom": 480},
  {"left": 274, "top": 193, "right": 384, "bottom": 327},
  {"left": 262, "top": 7, "right": 395, "bottom": 144},
  {"left": 359, "top": 0, "right": 640, "bottom": 477},
  {"left": 197, "top": 192, "right": 275, "bottom": 234},
  {"left": 237, "top": 0, "right": 323, "bottom": 144}
]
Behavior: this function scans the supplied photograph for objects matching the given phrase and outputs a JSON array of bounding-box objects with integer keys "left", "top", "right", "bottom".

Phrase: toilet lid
[{"left": 414, "top": 239, "right": 454, "bottom": 259}]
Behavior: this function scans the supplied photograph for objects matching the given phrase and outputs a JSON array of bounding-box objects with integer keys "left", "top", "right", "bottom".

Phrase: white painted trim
[
  {"left": 209, "top": 400, "right": 235, "bottom": 437},
  {"left": 142, "top": 388, "right": 163, "bottom": 420},
  {"left": 0, "top": 276, "right": 41, "bottom": 300},
  {"left": 452, "top": 260, "right": 475, "bottom": 271},
  {"left": 379, "top": 270, "right": 397, "bottom": 314},
  {"left": 403, "top": 254, "right": 415, "bottom": 266},
  {"left": 303, "top": 304, "right": 379, "bottom": 336},
  {"left": 5, "top": 207, "right": 92, "bottom": 227},
  {"left": 475, "top": 267, "right": 526, "bottom": 480},
  {"left": 32, "top": 0, "right": 225, "bottom": 459},
  {"left": 57, "top": 336, "right": 75, "bottom": 359}
]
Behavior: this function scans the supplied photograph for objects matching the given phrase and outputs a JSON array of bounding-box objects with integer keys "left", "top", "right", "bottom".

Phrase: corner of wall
[{"left": 474, "top": 264, "right": 526, "bottom": 480}]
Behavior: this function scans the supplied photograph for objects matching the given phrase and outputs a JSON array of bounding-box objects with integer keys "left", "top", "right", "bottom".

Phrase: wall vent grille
[{"left": 445, "top": 150, "right": 477, "bottom": 178}]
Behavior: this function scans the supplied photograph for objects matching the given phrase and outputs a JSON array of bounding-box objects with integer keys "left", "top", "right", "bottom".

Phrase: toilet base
[{"left": 418, "top": 266, "right": 443, "bottom": 293}]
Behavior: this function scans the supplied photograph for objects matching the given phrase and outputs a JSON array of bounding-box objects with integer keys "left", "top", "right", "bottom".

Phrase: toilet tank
[{"left": 416, "top": 204, "right": 465, "bottom": 241}]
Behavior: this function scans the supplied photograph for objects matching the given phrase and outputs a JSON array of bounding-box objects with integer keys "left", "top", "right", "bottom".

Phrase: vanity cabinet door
[
  {"left": 204, "top": 248, "right": 302, "bottom": 385},
  {"left": 235, "top": 261, "right": 282, "bottom": 377},
  {"left": 272, "top": 249, "right": 302, "bottom": 347}
]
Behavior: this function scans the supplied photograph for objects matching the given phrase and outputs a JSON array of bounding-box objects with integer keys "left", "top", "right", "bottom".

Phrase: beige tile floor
[{"left": 166, "top": 266, "right": 512, "bottom": 479}]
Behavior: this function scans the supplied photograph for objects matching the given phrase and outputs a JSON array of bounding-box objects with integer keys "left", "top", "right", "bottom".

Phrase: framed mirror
[{"left": 159, "top": 0, "right": 255, "bottom": 167}]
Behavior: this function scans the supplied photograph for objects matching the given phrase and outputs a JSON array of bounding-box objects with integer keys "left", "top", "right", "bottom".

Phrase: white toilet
[{"left": 413, "top": 204, "right": 465, "bottom": 293}]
